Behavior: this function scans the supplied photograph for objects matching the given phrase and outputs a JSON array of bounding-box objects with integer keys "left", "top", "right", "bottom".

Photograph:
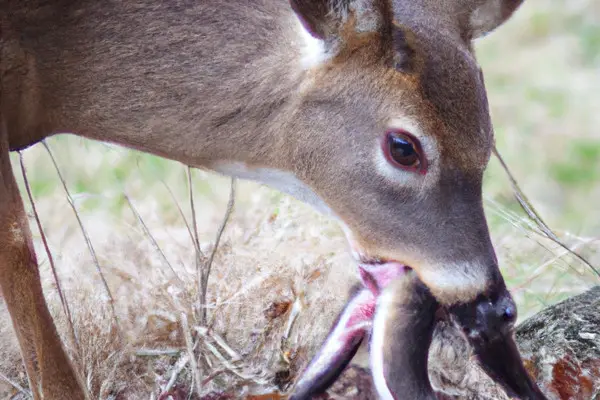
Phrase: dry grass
[
  {"left": 2, "top": 146, "right": 358, "bottom": 398},
  {"left": 1, "top": 0, "right": 599, "bottom": 398}
]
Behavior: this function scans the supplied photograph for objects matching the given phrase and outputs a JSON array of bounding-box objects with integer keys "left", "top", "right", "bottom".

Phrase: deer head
[
  {"left": 285, "top": 0, "right": 522, "bottom": 305},
  {"left": 283, "top": 1, "right": 544, "bottom": 397}
]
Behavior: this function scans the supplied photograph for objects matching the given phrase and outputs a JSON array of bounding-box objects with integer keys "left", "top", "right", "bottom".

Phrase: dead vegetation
[
  {"left": 1, "top": 137, "right": 597, "bottom": 400},
  {"left": 1, "top": 139, "right": 361, "bottom": 399}
]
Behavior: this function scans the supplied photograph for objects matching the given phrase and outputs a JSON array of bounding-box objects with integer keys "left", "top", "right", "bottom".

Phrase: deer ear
[
  {"left": 290, "top": 0, "right": 383, "bottom": 40},
  {"left": 467, "top": 0, "right": 524, "bottom": 39},
  {"left": 290, "top": 0, "right": 339, "bottom": 40}
]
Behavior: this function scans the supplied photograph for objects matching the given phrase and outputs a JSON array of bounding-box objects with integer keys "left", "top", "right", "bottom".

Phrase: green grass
[{"left": 549, "top": 139, "right": 600, "bottom": 187}]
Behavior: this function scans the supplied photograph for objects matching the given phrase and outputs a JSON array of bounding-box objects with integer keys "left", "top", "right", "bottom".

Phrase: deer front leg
[{"left": 0, "top": 126, "right": 86, "bottom": 400}]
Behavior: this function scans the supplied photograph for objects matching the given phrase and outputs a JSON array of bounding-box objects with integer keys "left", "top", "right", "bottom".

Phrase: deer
[{"left": 0, "top": 0, "right": 545, "bottom": 399}]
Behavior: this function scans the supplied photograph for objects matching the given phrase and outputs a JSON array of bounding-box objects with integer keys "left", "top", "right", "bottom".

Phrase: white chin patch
[
  {"left": 295, "top": 16, "right": 328, "bottom": 69},
  {"left": 419, "top": 262, "right": 489, "bottom": 305}
]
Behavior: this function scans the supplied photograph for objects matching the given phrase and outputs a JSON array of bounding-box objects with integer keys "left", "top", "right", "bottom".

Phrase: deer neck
[
  {"left": 207, "top": 16, "right": 333, "bottom": 214},
  {"left": 4, "top": 3, "right": 318, "bottom": 178}
]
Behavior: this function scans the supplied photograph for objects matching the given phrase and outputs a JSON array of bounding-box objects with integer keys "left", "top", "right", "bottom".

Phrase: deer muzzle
[{"left": 450, "top": 286, "right": 548, "bottom": 400}]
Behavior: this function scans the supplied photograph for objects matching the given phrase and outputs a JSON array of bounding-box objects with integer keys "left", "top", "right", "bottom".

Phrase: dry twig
[
  {"left": 161, "top": 179, "right": 204, "bottom": 259},
  {"left": 200, "top": 178, "right": 236, "bottom": 323},
  {"left": 187, "top": 167, "right": 206, "bottom": 323},
  {"left": 493, "top": 146, "right": 600, "bottom": 279},
  {"left": 0, "top": 370, "right": 33, "bottom": 399},
  {"left": 18, "top": 151, "right": 78, "bottom": 350},
  {"left": 163, "top": 353, "right": 190, "bottom": 395},
  {"left": 196, "top": 327, "right": 268, "bottom": 385},
  {"left": 124, "top": 194, "right": 183, "bottom": 283},
  {"left": 181, "top": 313, "right": 203, "bottom": 396},
  {"left": 485, "top": 197, "right": 584, "bottom": 277},
  {"left": 42, "top": 141, "right": 120, "bottom": 329},
  {"left": 135, "top": 348, "right": 182, "bottom": 357}
]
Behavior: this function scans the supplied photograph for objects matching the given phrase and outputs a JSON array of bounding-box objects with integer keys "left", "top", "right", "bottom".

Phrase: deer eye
[{"left": 383, "top": 131, "right": 426, "bottom": 173}]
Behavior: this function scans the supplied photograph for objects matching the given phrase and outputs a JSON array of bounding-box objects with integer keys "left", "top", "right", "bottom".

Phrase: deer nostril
[{"left": 502, "top": 306, "right": 516, "bottom": 323}]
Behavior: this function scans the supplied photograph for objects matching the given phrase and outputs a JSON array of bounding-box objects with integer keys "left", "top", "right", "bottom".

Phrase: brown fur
[{"left": 0, "top": 0, "right": 523, "bottom": 398}]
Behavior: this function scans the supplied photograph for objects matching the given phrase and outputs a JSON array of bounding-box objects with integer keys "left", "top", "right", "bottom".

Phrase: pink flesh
[
  {"left": 291, "top": 262, "right": 411, "bottom": 398},
  {"left": 359, "top": 262, "right": 410, "bottom": 296},
  {"left": 305, "top": 287, "right": 375, "bottom": 365}
]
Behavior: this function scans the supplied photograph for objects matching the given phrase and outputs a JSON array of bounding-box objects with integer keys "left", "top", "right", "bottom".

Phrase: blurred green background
[{"left": 8, "top": 0, "right": 600, "bottom": 320}]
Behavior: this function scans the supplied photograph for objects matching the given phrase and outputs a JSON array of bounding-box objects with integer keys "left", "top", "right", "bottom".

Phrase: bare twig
[
  {"left": 0, "top": 371, "right": 33, "bottom": 399},
  {"left": 18, "top": 151, "right": 78, "bottom": 350},
  {"left": 42, "top": 141, "right": 120, "bottom": 329},
  {"left": 203, "top": 352, "right": 214, "bottom": 370},
  {"left": 124, "top": 194, "right": 182, "bottom": 283},
  {"left": 493, "top": 146, "right": 600, "bottom": 279},
  {"left": 200, "top": 178, "right": 236, "bottom": 323},
  {"left": 135, "top": 348, "right": 182, "bottom": 357},
  {"left": 201, "top": 338, "right": 268, "bottom": 384},
  {"left": 514, "top": 239, "right": 594, "bottom": 291},
  {"left": 187, "top": 167, "right": 205, "bottom": 322},
  {"left": 201, "top": 369, "right": 227, "bottom": 386},
  {"left": 163, "top": 353, "right": 190, "bottom": 395},
  {"left": 206, "top": 330, "right": 242, "bottom": 362},
  {"left": 193, "top": 326, "right": 268, "bottom": 385},
  {"left": 484, "top": 196, "right": 544, "bottom": 237},
  {"left": 282, "top": 295, "right": 304, "bottom": 342},
  {"left": 181, "top": 313, "right": 202, "bottom": 396},
  {"left": 485, "top": 197, "right": 584, "bottom": 277},
  {"left": 493, "top": 147, "right": 557, "bottom": 239},
  {"left": 161, "top": 179, "right": 203, "bottom": 259},
  {"left": 98, "top": 351, "right": 126, "bottom": 399}
]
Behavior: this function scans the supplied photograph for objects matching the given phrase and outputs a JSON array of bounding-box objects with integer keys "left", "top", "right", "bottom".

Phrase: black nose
[
  {"left": 449, "top": 287, "right": 547, "bottom": 400},
  {"left": 484, "top": 290, "right": 517, "bottom": 337},
  {"left": 502, "top": 304, "right": 516, "bottom": 323},
  {"left": 451, "top": 285, "right": 518, "bottom": 344}
]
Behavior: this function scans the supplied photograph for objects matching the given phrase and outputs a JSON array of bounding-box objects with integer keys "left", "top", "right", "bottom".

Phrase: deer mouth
[
  {"left": 356, "top": 255, "right": 412, "bottom": 296},
  {"left": 293, "top": 251, "right": 548, "bottom": 400}
]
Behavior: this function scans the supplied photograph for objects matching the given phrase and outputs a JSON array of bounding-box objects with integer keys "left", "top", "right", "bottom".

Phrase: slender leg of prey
[
  {"left": 289, "top": 288, "right": 375, "bottom": 400},
  {"left": 370, "top": 272, "right": 439, "bottom": 400}
]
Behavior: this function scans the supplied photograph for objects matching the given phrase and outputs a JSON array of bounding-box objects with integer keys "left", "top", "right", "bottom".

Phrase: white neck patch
[
  {"left": 212, "top": 162, "right": 332, "bottom": 215},
  {"left": 295, "top": 17, "right": 328, "bottom": 69}
]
